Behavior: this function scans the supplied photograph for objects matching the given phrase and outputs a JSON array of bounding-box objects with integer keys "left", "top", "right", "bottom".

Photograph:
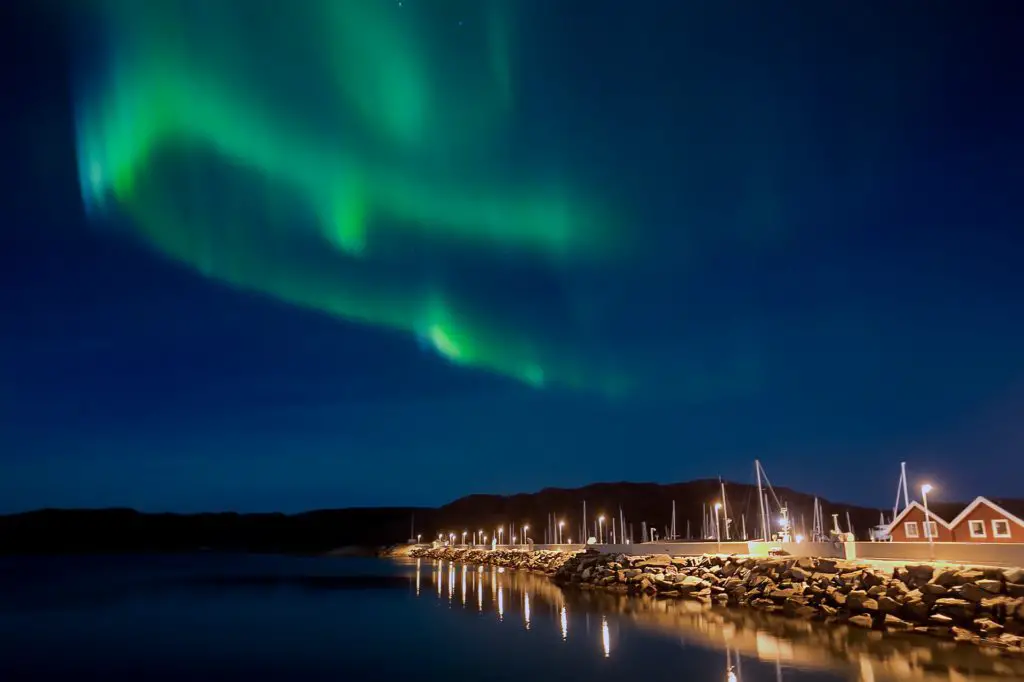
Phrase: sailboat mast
[
  {"left": 582, "top": 500, "right": 587, "bottom": 543},
  {"left": 756, "top": 460, "right": 767, "bottom": 540},
  {"left": 901, "top": 462, "right": 910, "bottom": 513},
  {"left": 719, "top": 478, "right": 730, "bottom": 540},
  {"left": 671, "top": 500, "right": 677, "bottom": 540}
]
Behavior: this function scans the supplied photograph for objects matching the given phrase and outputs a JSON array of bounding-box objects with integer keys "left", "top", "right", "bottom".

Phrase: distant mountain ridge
[{"left": 0, "top": 479, "right": 908, "bottom": 554}]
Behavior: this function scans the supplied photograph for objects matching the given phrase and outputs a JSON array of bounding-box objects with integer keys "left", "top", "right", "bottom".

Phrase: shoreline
[{"left": 408, "top": 545, "right": 1024, "bottom": 656}]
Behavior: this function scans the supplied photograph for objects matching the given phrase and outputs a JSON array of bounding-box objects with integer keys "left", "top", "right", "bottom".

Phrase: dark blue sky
[{"left": 2, "top": 1, "right": 1023, "bottom": 513}]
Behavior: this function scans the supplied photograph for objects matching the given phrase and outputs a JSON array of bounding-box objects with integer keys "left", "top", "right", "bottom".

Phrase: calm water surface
[{"left": 0, "top": 554, "right": 1019, "bottom": 681}]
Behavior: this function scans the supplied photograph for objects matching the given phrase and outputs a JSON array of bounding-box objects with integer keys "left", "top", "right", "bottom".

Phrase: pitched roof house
[
  {"left": 887, "top": 500, "right": 955, "bottom": 542},
  {"left": 948, "top": 497, "right": 1024, "bottom": 543}
]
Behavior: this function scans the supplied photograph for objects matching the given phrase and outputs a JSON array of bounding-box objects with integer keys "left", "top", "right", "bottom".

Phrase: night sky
[{"left": 2, "top": 1, "right": 1023, "bottom": 514}]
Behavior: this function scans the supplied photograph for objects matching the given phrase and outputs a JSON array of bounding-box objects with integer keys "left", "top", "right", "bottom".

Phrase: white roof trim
[
  {"left": 949, "top": 496, "right": 1024, "bottom": 529},
  {"left": 887, "top": 500, "right": 952, "bottom": 533}
]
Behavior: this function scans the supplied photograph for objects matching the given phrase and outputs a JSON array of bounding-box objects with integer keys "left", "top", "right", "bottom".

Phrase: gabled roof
[
  {"left": 949, "top": 496, "right": 1024, "bottom": 529},
  {"left": 887, "top": 500, "right": 953, "bottom": 533}
]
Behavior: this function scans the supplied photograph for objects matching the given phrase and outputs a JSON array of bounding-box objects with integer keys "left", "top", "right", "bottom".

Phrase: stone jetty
[{"left": 408, "top": 546, "right": 1024, "bottom": 655}]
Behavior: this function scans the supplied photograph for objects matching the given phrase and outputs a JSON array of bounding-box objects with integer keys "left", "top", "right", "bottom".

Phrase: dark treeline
[{"left": 0, "top": 480, "right": 888, "bottom": 554}]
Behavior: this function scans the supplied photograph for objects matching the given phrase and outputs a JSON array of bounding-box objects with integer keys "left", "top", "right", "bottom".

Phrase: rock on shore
[{"left": 408, "top": 546, "right": 1024, "bottom": 655}]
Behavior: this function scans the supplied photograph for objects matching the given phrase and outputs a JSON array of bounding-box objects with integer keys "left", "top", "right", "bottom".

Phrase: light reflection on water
[{"left": 409, "top": 559, "right": 1024, "bottom": 682}]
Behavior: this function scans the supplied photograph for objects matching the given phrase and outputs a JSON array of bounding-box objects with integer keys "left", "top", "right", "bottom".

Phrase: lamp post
[
  {"left": 599, "top": 516, "right": 606, "bottom": 544},
  {"left": 462, "top": 531, "right": 467, "bottom": 546},
  {"left": 523, "top": 525, "right": 529, "bottom": 547},
  {"left": 417, "top": 534, "right": 421, "bottom": 544},
  {"left": 498, "top": 527, "right": 503, "bottom": 546},
  {"left": 714, "top": 503, "right": 722, "bottom": 554},
  {"left": 921, "top": 484, "right": 934, "bottom": 560}
]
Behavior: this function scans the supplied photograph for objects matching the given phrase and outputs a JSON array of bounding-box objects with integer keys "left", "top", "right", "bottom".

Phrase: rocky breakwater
[
  {"left": 409, "top": 546, "right": 576, "bottom": 575},
  {"left": 408, "top": 546, "right": 1024, "bottom": 655},
  {"left": 552, "top": 552, "right": 1024, "bottom": 655}
]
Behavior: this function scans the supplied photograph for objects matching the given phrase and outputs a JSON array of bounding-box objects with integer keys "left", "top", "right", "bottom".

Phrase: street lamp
[
  {"left": 462, "top": 531, "right": 467, "bottom": 545},
  {"left": 921, "top": 484, "right": 935, "bottom": 560},
  {"left": 417, "top": 534, "right": 421, "bottom": 543},
  {"left": 498, "top": 527, "right": 504, "bottom": 546},
  {"left": 523, "top": 525, "right": 529, "bottom": 547},
  {"left": 599, "top": 516, "right": 606, "bottom": 544},
  {"left": 558, "top": 520, "right": 565, "bottom": 545},
  {"left": 714, "top": 503, "right": 722, "bottom": 554}
]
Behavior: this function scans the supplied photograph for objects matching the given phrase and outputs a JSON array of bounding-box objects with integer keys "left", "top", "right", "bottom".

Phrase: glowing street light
[
  {"left": 714, "top": 503, "right": 722, "bottom": 554},
  {"left": 498, "top": 527, "right": 504, "bottom": 546},
  {"left": 558, "top": 520, "right": 565, "bottom": 544},
  {"left": 417, "top": 534, "right": 421, "bottom": 543},
  {"left": 599, "top": 515, "right": 606, "bottom": 544},
  {"left": 523, "top": 524, "right": 529, "bottom": 547},
  {"left": 921, "top": 484, "right": 935, "bottom": 560}
]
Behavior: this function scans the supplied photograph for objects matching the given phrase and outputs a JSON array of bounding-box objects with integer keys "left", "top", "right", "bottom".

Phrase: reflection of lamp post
[
  {"left": 922, "top": 484, "right": 934, "bottom": 560},
  {"left": 558, "top": 520, "right": 565, "bottom": 545},
  {"left": 714, "top": 503, "right": 722, "bottom": 554},
  {"left": 599, "top": 516, "right": 606, "bottom": 544}
]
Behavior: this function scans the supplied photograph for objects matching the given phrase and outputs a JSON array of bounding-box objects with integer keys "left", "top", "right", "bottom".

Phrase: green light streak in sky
[{"left": 72, "top": 0, "right": 624, "bottom": 392}]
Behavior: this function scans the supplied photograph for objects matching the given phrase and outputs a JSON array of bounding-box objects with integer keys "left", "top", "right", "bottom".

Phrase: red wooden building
[
  {"left": 887, "top": 501, "right": 955, "bottom": 542},
  {"left": 948, "top": 497, "right": 1024, "bottom": 543}
]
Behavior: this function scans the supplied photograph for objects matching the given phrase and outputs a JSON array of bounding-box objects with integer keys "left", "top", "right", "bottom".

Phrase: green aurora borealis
[{"left": 72, "top": 0, "right": 623, "bottom": 392}]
